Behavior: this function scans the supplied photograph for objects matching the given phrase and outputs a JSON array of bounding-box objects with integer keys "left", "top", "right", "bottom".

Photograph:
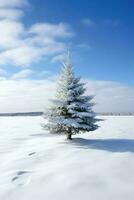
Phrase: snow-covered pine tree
[{"left": 43, "top": 54, "right": 99, "bottom": 140}]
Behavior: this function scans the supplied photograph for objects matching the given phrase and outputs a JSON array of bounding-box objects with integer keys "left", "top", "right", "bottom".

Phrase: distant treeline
[
  {"left": 0, "top": 112, "right": 133, "bottom": 117},
  {"left": 97, "top": 112, "right": 134, "bottom": 116},
  {"left": 0, "top": 112, "right": 43, "bottom": 117}
]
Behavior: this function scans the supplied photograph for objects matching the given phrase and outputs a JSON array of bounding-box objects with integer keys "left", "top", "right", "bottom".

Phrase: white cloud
[
  {"left": 29, "top": 23, "right": 74, "bottom": 38},
  {"left": 0, "top": 45, "right": 43, "bottom": 66},
  {"left": 0, "top": 0, "right": 74, "bottom": 67},
  {"left": 0, "top": 0, "right": 28, "bottom": 8},
  {"left": 0, "top": 21, "right": 73, "bottom": 66},
  {"left": 0, "top": 78, "right": 134, "bottom": 113},
  {"left": 0, "top": 41, "right": 67, "bottom": 66},
  {"left": 0, "top": 79, "right": 55, "bottom": 113},
  {"left": 0, "top": 19, "right": 24, "bottom": 49},
  {"left": 86, "top": 80, "right": 134, "bottom": 113},
  {"left": 0, "top": 9, "right": 24, "bottom": 20}
]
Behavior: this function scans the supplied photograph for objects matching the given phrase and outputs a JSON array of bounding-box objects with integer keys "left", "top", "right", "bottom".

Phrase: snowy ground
[{"left": 0, "top": 116, "right": 134, "bottom": 200}]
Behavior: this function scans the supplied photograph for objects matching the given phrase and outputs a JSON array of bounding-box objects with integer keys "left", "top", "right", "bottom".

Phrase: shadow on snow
[{"left": 71, "top": 138, "right": 134, "bottom": 153}]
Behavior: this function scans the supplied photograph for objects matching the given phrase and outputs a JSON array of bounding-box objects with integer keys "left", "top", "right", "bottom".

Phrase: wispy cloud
[
  {"left": 82, "top": 18, "right": 96, "bottom": 27},
  {"left": 0, "top": 68, "right": 8, "bottom": 76},
  {"left": 77, "top": 43, "right": 91, "bottom": 50},
  {"left": 82, "top": 18, "right": 120, "bottom": 28},
  {"left": 29, "top": 23, "right": 74, "bottom": 38},
  {"left": 0, "top": 0, "right": 28, "bottom": 8},
  {"left": 11, "top": 69, "right": 33, "bottom": 79},
  {"left": 102, "top": 19, "right": 120, "bottom": 27},
  {"left": 51, "top": 53, "right": 66, "bottom": 63}
]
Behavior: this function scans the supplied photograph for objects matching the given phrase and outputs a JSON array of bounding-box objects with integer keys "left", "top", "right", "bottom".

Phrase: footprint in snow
[
  {"left": 11, "top": 171, "right": 31, "bottom": 186},
  {"left": 28, "top": 152, "right": 36, "bottom": 156}
]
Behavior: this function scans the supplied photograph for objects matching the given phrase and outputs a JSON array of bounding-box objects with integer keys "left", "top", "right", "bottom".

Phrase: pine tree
[{"left": 43, "top": 54, "right": 99, "bottom": 140}]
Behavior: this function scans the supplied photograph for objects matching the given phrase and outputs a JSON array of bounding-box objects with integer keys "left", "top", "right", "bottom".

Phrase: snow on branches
[{"left": 43, "top": 54, "right": 99, "bottom": 139}]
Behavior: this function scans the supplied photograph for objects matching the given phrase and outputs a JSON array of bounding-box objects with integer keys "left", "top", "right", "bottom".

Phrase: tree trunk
[{"left": 67, "top": 133, "right": 72, "bottom": 140}]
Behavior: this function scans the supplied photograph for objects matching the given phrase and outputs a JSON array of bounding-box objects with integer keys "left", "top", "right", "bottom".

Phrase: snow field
[{"left": 0, "top": 116, "right": 134, "bottom": 200}]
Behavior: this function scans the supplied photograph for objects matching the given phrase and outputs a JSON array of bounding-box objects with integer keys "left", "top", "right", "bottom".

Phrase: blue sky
[
  {"left": 0, "top": 0, "right": 133, "bottom": 84},
  {"left": 0, "top": 0, "right": 134, "bottom": 113},
  {"left": 21, "top": 0, "right": 133, "bottom": 85}
]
